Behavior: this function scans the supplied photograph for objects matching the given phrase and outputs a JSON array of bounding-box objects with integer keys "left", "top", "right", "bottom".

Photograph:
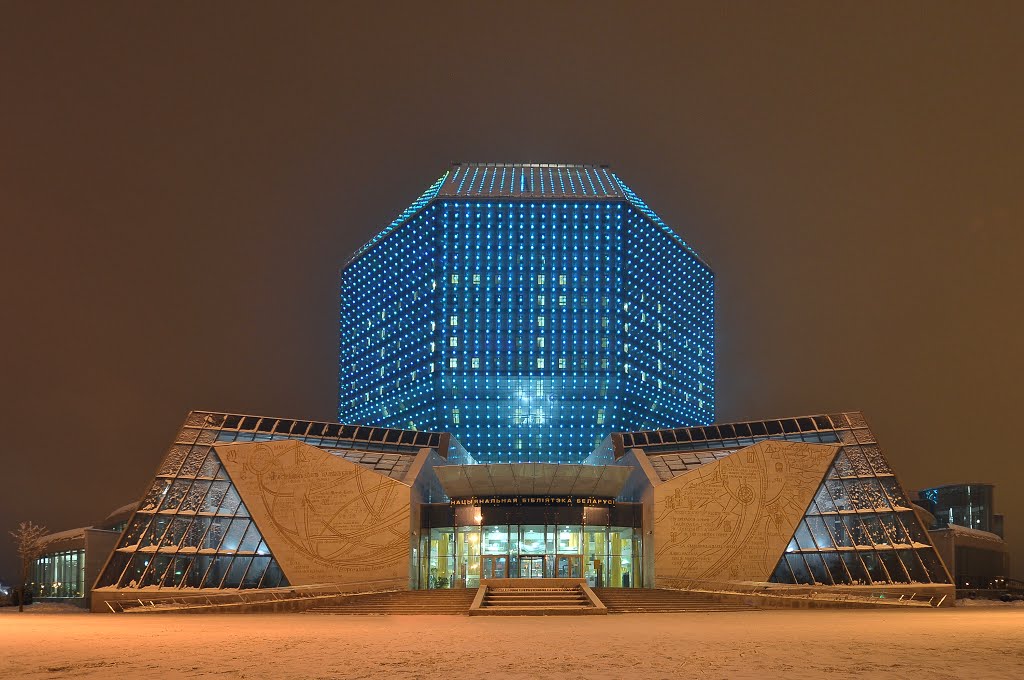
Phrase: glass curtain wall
[
  {"left": 770, "top": 441, "right": 951, "bottom": 586},
  {"left": 32, "top": 549, "right": 85, "bottom": 598},
  {"left": 420, "top": 522, "right": 639, "bottom": 589}
]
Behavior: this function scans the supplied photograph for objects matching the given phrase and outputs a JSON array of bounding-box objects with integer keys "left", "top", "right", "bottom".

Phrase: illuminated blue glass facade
[{"left": 339, "top": 163, "right": 714, "bottom": 463}]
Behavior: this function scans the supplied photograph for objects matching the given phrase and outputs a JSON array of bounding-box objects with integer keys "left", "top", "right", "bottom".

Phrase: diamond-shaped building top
[{"left": 339, "top": 162, "right": 714, "bottom": 464}]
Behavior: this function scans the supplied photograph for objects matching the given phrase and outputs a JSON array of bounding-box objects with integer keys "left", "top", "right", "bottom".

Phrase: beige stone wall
[
  {"left": 653, "top": 440, "right": 837, "bottom": 586},
  {"left": 217, "top": 440, "right": 411, "bottom": 589}
]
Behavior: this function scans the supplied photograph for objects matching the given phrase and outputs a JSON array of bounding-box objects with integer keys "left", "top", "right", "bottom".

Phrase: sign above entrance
[
  {"left": 451, "top": 495, "right": 616, "bottom": 507},
  {"left": 435, "top": 463, "right": 631, "bottom": 499}
]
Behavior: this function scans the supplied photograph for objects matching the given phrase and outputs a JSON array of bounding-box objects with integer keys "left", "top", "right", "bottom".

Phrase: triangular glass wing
[
  {"left": 769, "top": 443, "right": 951, "bottom": 585},
  {"left": 96, "top": 431, "right": 289, "bottom": 591}
]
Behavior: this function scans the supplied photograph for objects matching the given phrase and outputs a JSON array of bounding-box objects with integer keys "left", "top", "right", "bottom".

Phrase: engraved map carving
[
  {"left": 217, "top": 440, "right": 411, "bottom": 587},
  {"left": 653, "top": 440, "right": 838, "bottom": 585}
]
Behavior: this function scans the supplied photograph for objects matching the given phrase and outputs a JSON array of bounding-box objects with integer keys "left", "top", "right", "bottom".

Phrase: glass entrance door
[
  {"left": 480, "top": 555, "right": 508, "bottom": 579},
  {"left": 556, "top": 555, "right": 582, "bottom": 578},
  {"left": 519, "top": 555, "right": 545, "bottom": 578}
]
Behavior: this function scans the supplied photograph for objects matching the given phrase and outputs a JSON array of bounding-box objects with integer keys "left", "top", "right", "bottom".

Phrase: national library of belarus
[{"left": 83, "top": 163, "right": 955, "bottom": 612}]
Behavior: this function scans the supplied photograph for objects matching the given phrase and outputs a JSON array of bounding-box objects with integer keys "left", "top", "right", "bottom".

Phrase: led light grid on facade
[{"left": 339, "top": 162, "right": 714, "bottom": 464}]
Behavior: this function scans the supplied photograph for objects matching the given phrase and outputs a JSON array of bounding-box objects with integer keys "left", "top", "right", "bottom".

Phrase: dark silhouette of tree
[{"left": 9, "top": 521, "right": 49, "bottom": 612}]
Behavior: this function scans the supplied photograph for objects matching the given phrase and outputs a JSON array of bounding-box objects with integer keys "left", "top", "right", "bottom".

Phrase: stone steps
[
  {"left": 592, "top": 588, "right": 757, "bottom": 613},
  {"left": 476, "top": 585, "right": 598, "bottom": 615},
  {"left": 306, "top": 590, "right": 477, "bottom": 616}
]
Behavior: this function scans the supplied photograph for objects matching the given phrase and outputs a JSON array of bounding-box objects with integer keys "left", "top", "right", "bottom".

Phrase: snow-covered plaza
[{"left": 2, "top": 607, "right": 1022, "bottom": 679}]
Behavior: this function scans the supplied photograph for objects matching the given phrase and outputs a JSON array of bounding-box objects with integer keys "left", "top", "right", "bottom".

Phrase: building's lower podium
[{"left": 90, "top": 410, "right": 955, "bottom": 612}]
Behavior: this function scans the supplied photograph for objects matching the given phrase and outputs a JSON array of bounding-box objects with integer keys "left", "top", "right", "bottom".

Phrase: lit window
[
  {"left": 537, "top": 337, "right": 545, "bottom": 348},
  {"left": 536, "top": 358, "right": 545, "bottom": 368},
  {"left": 451, "top": 274, "right": 459, "bottom": 284},
  {"left": 538, "top": 294, "right": 546, "bottom": 306},
  {"left": 449, "top": 358, "right": 458, "bottom": 368},
  {"left": 452, "top": 408, "right": 460, "bottom": 424},
  {"left": 558, "top": 274, "right": 567, "bottom": 285},
  {"left": 536, "top": 274, "right": 545, "bottom": 284},
  {"left": 538, "top": 316, "right": 545, "bottom": 327},
  {"left": 449, "top": 337, "right": 458, "bottom": 347},
  {"left": 601, "top": 316, "right": 609, "bottom": 328},
  {"left": 601, "top": 337, "right": 609, "bottom": 348},
  {"left": 472, "top": 274, "right": 481, "bottom": 285},
  {"left": 471, "top": 358, "right": 480, "bottom": 369},
  {"left": 450, "top": 315, "right": 458, "bottom": 326},
  {"left": 558, "top": 295, "right": 567, "bottom": 306},
  {"left": 558, "top": 358, "right": 567, "bottom": 369}
]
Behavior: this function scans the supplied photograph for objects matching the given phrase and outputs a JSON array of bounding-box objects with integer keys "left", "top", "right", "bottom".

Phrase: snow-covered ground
[
  {"left": 1, "top": 609, "right": 1022, "bottom": 679},
  {"left": 0, "top": 602, "right": 87, "bottom": 614}
]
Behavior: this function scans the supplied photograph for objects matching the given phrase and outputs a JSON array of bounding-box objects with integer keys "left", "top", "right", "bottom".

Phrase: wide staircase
[
  {"left": 593, "top": 588, "right": 757, "bottom": 613},
  {"left": 306, "top": 589, "right": 476, "bottom": 615},
  {"left": 474, "top": 585, "right": 598, "bottom": 616}
]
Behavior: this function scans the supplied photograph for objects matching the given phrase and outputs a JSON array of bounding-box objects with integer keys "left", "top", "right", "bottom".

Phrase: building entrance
[
  {"left": 481, "top": 555, "right": 508, "bottom": 579},
  {"left": 556, "top": 554, "right": 582, "bottom": 578},
  {"left": 418, "top": 506, "right": 642, "bottom": 589},
  {"left": 519, "top": 555, "right": 545, "bottom": 578}
]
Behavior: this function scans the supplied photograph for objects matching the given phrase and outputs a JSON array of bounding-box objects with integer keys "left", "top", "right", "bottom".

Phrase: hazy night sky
[{"left": 2, "top": 3, "right": 1022, "bottom": 583}]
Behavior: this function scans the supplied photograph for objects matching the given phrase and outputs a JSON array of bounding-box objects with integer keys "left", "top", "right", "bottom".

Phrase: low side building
[
  {"left": 914, "top": 484, "right": 1010, "bottom": 589},
  {"left": 31, "top": 502, "right": 136, "bottom": 608},
  {"left": 927, "top": 525, "right": 1009, "bottom": 590}
]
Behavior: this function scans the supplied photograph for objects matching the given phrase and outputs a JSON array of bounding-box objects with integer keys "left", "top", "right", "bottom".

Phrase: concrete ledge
[
  {"left": 665, "top": 588, "right": 943, "bottom": 610},
  {"left": 469, "top": 585, "right": 488, "bottom": 614},
  {"left": 579, "top": 582, "right": 608, "bottom": 613},
  {"left": 92, "top": 578, "right": 408, "bottom": 613},
  {"left": 657, "top": 579, "right": 955, "bottom": 608}
]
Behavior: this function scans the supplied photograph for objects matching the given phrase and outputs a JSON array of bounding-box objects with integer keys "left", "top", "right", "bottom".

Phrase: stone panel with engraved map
[
  {"left": 217, "top": 439, "right": 411, "bottom": 588},
  {"left": 653, "top": 440, "right": 838, "bottom": 586}
]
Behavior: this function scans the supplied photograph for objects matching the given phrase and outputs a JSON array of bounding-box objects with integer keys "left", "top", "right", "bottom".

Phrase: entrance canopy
[{"left": 434, "top": 463, "right": 631, "bottom": 499}]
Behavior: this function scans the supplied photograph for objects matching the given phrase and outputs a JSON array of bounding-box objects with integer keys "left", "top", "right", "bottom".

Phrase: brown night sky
[{"left": 2, "top": 3, "right": 1022, "bottom": 582}]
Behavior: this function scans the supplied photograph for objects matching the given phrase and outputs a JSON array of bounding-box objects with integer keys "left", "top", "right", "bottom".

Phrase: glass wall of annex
[
  {"left": 418, "top": 504, "right": 642, "bottom": 589},
  {"left": 919, "top": 484, "right": 996, "bottom": 533},
  {"left": 32, "top": 549, "right": 85, "bottom": 598}
]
